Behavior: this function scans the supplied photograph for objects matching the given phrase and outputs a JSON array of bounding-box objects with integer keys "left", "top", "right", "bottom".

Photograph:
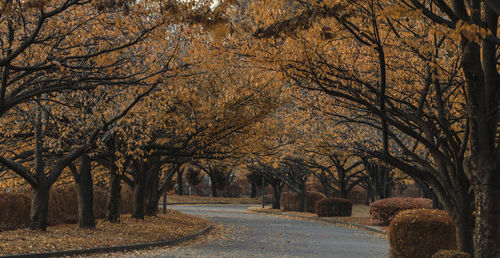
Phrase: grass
[
  {"left": 165, "top": 194, "right": 261, "bottom": 204},
  {"left": 0, "top": 210, "right": 210, "bottom": 256}
]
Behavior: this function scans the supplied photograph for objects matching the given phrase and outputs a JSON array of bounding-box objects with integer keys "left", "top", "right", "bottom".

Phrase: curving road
[{"left": 143, "top": 205, "right": 388, "bottom": 258}]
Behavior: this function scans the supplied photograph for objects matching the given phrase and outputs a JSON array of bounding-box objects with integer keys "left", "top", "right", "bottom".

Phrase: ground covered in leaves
[
  {"left": 166, "top": 194, "right": 260, "bottom": 204},
  {"left": 248, "top": 204, "right": 387, "bottom": 232},
  {"left": 79, "top": 224, "right": 231, "bottom": 257},
  {"left": 0, "top": 210, "right": 210, "bottom": 256}
]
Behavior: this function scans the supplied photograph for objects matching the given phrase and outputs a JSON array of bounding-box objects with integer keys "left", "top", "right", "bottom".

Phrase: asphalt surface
[{"left": 145, "top": 205, "right": 388, "bottom": 258}]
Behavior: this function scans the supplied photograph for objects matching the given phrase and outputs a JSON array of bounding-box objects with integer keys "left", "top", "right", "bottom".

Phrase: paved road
[{"left": 148, "top": 205, "right": 388, "bottom": 258}]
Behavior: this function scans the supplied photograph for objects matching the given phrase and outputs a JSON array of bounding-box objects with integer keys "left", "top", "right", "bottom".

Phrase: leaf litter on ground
[{"left": 0, "top": 209, "right": 210, "bottom": 256}]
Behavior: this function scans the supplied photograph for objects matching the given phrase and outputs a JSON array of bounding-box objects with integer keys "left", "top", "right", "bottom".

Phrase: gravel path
[{"left": 141, "top": 205, "right": 388, "bottom": 258}]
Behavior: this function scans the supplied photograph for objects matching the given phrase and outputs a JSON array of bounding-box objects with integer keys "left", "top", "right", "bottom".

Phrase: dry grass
[
  {"left": 249, "top": 204, "right": 381, "bottom": 228},
  {"left": 0, "top": 210, "right": 210, "bottom": 256},
  {"left": 166, "top": 194, "right": 260, "bottom": 204}
]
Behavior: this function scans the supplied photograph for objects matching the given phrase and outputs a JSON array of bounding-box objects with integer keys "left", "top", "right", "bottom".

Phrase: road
[{"left": 144, "top": 205, "right": 389, "bottom": 258}]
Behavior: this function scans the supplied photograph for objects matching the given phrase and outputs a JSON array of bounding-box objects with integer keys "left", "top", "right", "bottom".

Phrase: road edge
[
  {"left": 249, "top": 208, "right": 386, "bottom": 235},
  {"left": 1, "top": 225, "right": 213, "bottom": 258}
]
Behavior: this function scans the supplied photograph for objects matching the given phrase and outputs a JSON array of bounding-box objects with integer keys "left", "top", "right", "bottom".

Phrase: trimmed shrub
[
  {"left": 0, "top": 183, "right": 135, "bottom": 230},
  {"left": 282, "top": 192, "right": 299, "bottom": 211},
  {"left": 0, "top": 192, "right": 31, "bottom": 231},
  {"left": 48, "top": 186, "right": 79, "bottom": 225},
  {"left": 119, "top": 184, "right": 133, "bottom": 214},
  {"left": 370, "top": 197, "right": 432, "bottom": 225},
  {"left": 389, "top": 209, "right": 456, "bottom": 258},
  {"left": 315, "top": 198, "right": 352, "bottom": 217},
  {"left": 306, "top": 191, "right": 326, "bottom": 212},
  {"left": 432, "top": 250, "right": 471, "bottom": 258},
  {"left": 282, "top": 191, "right": 326, "bottom": 212}
]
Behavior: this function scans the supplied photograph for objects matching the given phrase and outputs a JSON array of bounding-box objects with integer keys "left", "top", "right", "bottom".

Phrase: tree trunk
[
  {"left": 272, "top": 184, "right": 281, "bottom": 209},
  {"left": 365, "top": 186, "right": 375, "bottom": 205},
  {"left": 250, "top": 175, "right": 257, "bottom": 198},
  {"left": 145, "top": 158, "right": 161, "bottom": 217},
  {"left": 321, "top": 181, "right": 331, "bottom": 198},
  {"left": 132, "top": 173, "right": 146, "bottom": 219},
  {"left": 30, "top": 181, "right": 50, "bottom": 230},
  {"left": 177, "top": 169, "right": 183, "bottom": 195},
  {"left": 106, "top": 170, "right": 121, "bottom": 222},
  {"left": 454, "top": 208, "right": 475, "bottom": 255},
  {"left": 77, "top": 154, "right": 95, "bottom": 228},
  {"left": 211, "top": 176, "right": 217, "bottom": 197},
  {"left": 473, "top": 175, "right": 500, "bottom": 257},
  {"left": 299, "top": 184, "right": 307, "bottom": 212}
]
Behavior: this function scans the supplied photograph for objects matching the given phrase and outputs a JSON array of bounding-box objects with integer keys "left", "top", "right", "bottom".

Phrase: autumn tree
[
  {"left": 247, "top": 0, "right": 486, "bottom": 253},
  {"left": 0, "top": 0, "right": 180, "bottom": 229}
]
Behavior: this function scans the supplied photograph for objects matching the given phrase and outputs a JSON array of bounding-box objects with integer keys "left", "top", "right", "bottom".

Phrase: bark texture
[
  {"left": 30, "top": 181, "right": 50, "bottom": 230},
  {"left": 77, "top": 154, "right": 95, "bottom": 228}
]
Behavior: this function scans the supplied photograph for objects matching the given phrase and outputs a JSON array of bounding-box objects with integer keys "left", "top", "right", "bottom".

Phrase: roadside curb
[
  {"left": 2, "top": 225, "right": 213, "bottom": 258},
  {"left": 249, "top": 208, "right": 386, "bottom": 235}
]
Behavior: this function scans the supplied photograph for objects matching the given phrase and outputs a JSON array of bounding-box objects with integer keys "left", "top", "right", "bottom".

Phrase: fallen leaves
[
  {"left": 166, "top": 194, "right": 261, "bottom": 204},
  {"left": 0, "top": 210, "right": 210, "bottom": 256}
]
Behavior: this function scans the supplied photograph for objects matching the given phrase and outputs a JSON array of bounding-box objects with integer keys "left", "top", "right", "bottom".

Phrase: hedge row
[
  {"left": 282, "top": 191, "right": 326, "bottom": 212},
  {"left": 0, "top": 184, "right": 133, "bottom": 231},
  {"left": 389, "top": 209, "right": 456, "bottom": 258},
  {"left": 370, "top": 197, "right": 432, "bottom": 225},
  {"left": 315, "top": 198, "right": 352, "bottom": 217}
]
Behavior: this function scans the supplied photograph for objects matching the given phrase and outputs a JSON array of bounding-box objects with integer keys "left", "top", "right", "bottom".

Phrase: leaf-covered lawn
[
  {"left": 0, "top": 210, "right": 210, "bottom": 256},
  {"left": 249, "top": 204, "right": 386, "bottom": 230},
  {"left": 166, "top": 194, "right": 261, "bottom": 204}
]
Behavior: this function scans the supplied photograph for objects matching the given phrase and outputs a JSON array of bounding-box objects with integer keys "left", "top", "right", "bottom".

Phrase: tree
[
  {"left": 248, "top": 0, "right": 480, "bottom": 252},
  {"left": 247, "top": 159, "right": 285, "bottom": 209},
  {"left": 0, "top": 0, "right": 177, "bottom": 229}
]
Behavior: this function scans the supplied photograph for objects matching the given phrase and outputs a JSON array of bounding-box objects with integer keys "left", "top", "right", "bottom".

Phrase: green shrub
[
  {"left": 370, "top": 197, "right": 432, "bottom": 225},
  {"left": 389, "top": 209, "right": 456, "bottom": 258},
  {"left": 282, "top": 191, "right": 326, "bottom": 212},
  {"left": 315, "top": 198, "right": 352, "bottom": 217},
  {"left": 432, "top": 250, "right": 471, "bottom": 258}
]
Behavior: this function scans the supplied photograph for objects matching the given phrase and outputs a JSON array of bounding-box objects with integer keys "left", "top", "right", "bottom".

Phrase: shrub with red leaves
[{"left": 370, "top": 197, "right": 432, "bottom": 225}]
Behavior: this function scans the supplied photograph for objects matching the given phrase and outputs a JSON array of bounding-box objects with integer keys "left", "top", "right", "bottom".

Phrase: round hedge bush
[
  {"left": 389, "top": 209, "right": 456, "bottom": 258},
  {"left": 315, "top": 198, "right": 352, "bottom": 217},
  {"left": 432, "top": 250, "right": 471, "bottom": 258},
  {"left": 370, "top": 197, "right": 432, "bottom": 225},
  {"left": 282, "top": 191, "right": 326, "bottom": 212}
]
